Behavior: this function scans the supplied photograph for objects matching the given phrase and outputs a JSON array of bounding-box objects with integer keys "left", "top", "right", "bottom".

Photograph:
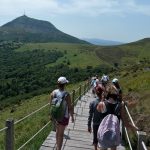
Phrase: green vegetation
[
  {"left": 16, "top": 42, "right": 105, "bottom": 68},
  {"left": 0, "top": 41, "right": 112, "bottom": 109},
  {"left": 0, "top": 15, "right": 88, "bottom": 44},
  {"left": 0, "top": 37, "right": 150, "bottom": 149}
]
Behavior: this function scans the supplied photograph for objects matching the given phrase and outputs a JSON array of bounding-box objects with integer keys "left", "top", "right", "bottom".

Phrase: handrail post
[
  {"left": 79, "top": 85, "right": 81, "bottom": 100},
  {"left": 137, "top": 131, "right": 147, "bottom": 150},
  {"left": 5, "top": 119, "right": 14, "bottom": 150}
]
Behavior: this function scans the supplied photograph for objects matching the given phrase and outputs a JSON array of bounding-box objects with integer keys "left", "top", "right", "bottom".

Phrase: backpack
[
  {"left": 50, "top": 90, "right": 67, "bottom": 122},
  {"left": 97, "top": 114, "right": 120, "bottom": 148}
]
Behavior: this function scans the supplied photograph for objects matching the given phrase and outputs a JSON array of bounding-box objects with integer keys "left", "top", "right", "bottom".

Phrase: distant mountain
[
  {"left": 0, "top": 15, "right": 88, "bottom": 44},
  {"left": 83, "top": 38, "right": 124, "bottom": 46},
  {"left": 125, "top": 38, "right": 150, "bottom": 46}
]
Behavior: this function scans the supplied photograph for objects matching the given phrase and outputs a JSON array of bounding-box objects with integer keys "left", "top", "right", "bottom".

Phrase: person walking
[
  {"left": 87, "top": 85, "right": 106, "bottom": 150},
  {"left": 49, "top": 76, "right": 74, "bottom": 150},
  {"left": 97, "top": 84, "right": 139, "bottom": 150},
  {"left": 112, "top": 78, "right": 122, "bottom": 102}
]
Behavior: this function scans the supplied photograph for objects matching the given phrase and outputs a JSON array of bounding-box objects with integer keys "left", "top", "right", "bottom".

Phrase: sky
[{"left": 0, "top": 0, "right": 150, "bottom": 43}]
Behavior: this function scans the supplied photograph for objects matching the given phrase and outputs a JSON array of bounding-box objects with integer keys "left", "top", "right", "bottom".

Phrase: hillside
[
  {"left": 0, "top": 38, "right": 150, "bottom": 149},
  {"left": 0, "top": 15, "right": 88, "bottom": 44}
]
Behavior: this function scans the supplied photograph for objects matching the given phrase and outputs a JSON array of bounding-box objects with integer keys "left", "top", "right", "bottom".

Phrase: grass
[
  {"left": 16, "top": 43, "right": 104, "bottom": 68},
  {"left": 15, "top": 40, "right": 150, "bottom": 69}
]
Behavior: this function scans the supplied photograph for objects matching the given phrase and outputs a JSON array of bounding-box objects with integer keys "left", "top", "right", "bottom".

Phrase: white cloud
[{"left": 0, "top": 0, "right": 150, "bottom": 22}]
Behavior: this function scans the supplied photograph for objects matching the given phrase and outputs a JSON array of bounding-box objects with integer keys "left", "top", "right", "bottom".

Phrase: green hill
[{"left": 0, "top": 15, "right": 88, "bottom": 44}]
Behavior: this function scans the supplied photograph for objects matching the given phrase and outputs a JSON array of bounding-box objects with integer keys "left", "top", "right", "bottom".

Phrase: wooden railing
[{"left": 0, "top": 80, "right": 90, "bottom": 150}]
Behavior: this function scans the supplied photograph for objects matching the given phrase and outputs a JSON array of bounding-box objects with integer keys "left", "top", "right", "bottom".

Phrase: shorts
[
  {"left": 57, "top": 117, "right": 69, "bottom": 126},
  {"left": 93, "top": 124, "right": 99, "bottom": 144}
]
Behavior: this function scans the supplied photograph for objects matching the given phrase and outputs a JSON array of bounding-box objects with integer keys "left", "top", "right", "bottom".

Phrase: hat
[
  {"left": 57, "top": 77, "right": 69, "bottom": 84},
  {"left": 101, "top": 75, "right": 109, "bottom": 82},
  {"left": 112, "top": 78, "right": 118, "bottom": 83}
]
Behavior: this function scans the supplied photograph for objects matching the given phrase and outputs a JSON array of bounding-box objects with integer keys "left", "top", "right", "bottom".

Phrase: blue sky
[{"left": 0, "top": 0, "right": 150, "bottom": 42}]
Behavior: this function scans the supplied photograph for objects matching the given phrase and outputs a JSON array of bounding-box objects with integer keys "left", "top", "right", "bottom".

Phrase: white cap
[
  {"left": 112, "top": 78, "right": 118, "bottom": 83},
  {"left": 57, "top": 77, "right": 69, "bottom": 84},
  {"left": 101, "top": 75, "right": 109, "bottom": 82}
]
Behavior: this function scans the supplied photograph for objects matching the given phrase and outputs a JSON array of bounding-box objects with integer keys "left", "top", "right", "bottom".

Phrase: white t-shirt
[{"left": 52, "top": 89, "right": 69, "bottom": 118}]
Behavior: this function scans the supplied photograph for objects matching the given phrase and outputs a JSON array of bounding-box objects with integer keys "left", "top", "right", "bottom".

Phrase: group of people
[
  {"left": 88, "top": 75, "right": 138, "bottom": 150},
  {"left": 49, "top": 75, "right": 138, "bottom": 150}
]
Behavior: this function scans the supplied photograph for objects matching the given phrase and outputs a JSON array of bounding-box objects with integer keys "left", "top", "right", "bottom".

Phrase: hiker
[
  {"left": 100, "top": 74, "right": 110, "bottom": 98},
  {"left": 91, "top": 77, "right": 97, "bottom": 97},
  {"left": 87, "top": 85, "right": 106, "bottom": 150},
  {"left": 112, "top": 78, "right": 122, "bottom": 102},
  {"left": 91, "top": 75, "right": 100, "bottom": 97},
  {"left": 49, "top": 76, "right": 74, "bottom": 150},
  {"left": 97, "top": 84, "right": 139, "bottom": 150}
]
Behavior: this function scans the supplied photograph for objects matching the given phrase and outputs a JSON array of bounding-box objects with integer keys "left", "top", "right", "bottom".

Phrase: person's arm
[
  {"left": 65, "top": 93, "right": 74, "bottom": 123},
  {"left": 88, "top": 102, "right": 94, "bottom": 133},
  {"left": 49, "top": 92, "right": 53, "bottom": 105},
  {"left": 120, "top": 102, "right": 139, "bottom": 131}
]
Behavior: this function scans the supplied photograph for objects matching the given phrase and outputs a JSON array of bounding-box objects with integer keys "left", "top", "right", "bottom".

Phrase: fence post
[
  {"left": 137, "top": 131, "right": 147, "bottom": 150},
  {"left": 5, "top": 119, "right": 14, "bottom": 150},
  {"left": 79, "top": 85, "right": 81, "bottom": 100}
]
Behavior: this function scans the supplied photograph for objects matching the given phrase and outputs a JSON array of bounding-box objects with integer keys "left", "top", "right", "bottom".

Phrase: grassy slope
[
  {"left": 111, "top": 61, "right": 150, "bottom": 148},
  {"left": 16, "top": 43, "right": 107, "bottom": 68},
  {"left": 15, "top": 40, "right": 150, "bottom": 68}
]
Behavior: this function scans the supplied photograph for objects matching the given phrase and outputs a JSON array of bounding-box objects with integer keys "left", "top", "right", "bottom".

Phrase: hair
[
  {"left": 95, "top": 85, "right": 103, "bottom": 96},
  {"left": 106, "top": 84, "right": 118, "bottom": 100}
]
